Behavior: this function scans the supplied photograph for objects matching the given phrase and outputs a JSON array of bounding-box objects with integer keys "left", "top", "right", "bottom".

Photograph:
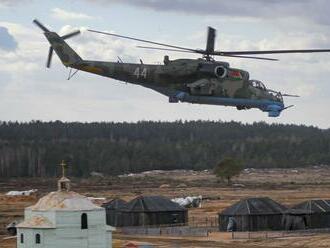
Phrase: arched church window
[
  {"left": 81, "top": 213, "right": 88, "bottom": 229},
  {"left": 36, "top": 233, "right": 41, "bottom": 244}
]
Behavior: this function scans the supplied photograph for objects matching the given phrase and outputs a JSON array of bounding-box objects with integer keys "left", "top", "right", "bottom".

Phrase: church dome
[
  {"left": 16, "top": 215, "right": 55, "bottom": 229},
  {"left": 28, "top": 191, "right": 103, "bottom": 211}
]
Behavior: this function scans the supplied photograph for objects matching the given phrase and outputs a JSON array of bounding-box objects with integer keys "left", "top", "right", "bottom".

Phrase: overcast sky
[{"left": 0, "top": 0, "right": 329, "bottom": 128}]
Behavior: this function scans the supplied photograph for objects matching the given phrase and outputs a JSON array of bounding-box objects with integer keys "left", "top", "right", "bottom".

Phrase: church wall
[
  {"left": 17, "top": 228, "right": 47, "bottom": 248},
  {"left": 107, "top": 230, "right": 113, "bottom": 246},
  {"left": 54, "top": 210, "right": 108, "bottom": 247},
  {"left": 17, "top": 210, "right": 110, "bottom": 248},
  {"left": 55, "top": 209, "right": 105, "bottom": 228}
]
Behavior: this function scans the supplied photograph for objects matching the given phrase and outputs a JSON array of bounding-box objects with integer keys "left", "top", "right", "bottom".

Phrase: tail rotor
[
  {"left": 33, "top": 19, "right": 49, "bottom": 33},
  {"left": 46, "top": 47, "right": 53, "bottom": 68},
  {"left": 33, "top": 19, "right": 81, "bottom": 68}
]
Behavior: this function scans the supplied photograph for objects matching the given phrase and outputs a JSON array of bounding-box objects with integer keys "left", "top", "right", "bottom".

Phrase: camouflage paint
[{"left": 42, "top": 31, "right": 285, "bottom": 117}]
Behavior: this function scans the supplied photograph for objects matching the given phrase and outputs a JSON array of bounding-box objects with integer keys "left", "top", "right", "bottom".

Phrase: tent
[
  {"left": 103, "top": 196, "right": 188, "bottom": 227},
  {"left": 218, "top": 197, "right": 287, "bottom": 231},
  {"left": 291, "top": 199, "right": 330, "bottom": 229},
  {"left": 282, "top": 209, "right": 308, "bottom": 230},
  {"left": 102, "top": 198, "right": 128, "bottom": 227}
]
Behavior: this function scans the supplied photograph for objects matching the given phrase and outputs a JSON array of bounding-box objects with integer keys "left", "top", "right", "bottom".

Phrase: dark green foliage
[
  {"left": 214, "top": 157, "right": 243, "bottom": 184},
  {"left": 0, "top": 120, "right": 329, "bottom": 177}
]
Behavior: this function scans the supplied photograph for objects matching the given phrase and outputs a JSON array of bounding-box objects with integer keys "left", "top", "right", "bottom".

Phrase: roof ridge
[
  {"left": 313, "top": 201, "right": 326, "bottom": 212},
  {"left": 246, "top": 199, "right": 251, "bottom": 214}
]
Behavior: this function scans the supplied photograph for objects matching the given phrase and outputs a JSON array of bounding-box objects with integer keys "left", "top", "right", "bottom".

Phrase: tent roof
[
  {"left": 125, "top": 195, "right": 186, "bottom": 212},
  {"left": 102, "top": 198, "right": 127, "bottom": 210},
  {"left": 292, "top": 200, "right": 330, "bottom": 213},
  {"left": 220, "top": 197, "right": 287, "bottom": 216}
]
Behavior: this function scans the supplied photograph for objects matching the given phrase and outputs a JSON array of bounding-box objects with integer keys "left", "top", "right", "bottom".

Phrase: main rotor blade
[
  {"left": 137, "top": 46, "right": 198, "bottom": 53},
  {"left": 216, "top": 49, "right": 330, "bottom": 56},
  {"left": 137, "top": 46, "right": 278, "bottom": 60},
  {"left": 61, "top": 30, "right": 81, "bottom": 40},
  {"left": 33, "top": 19, "right": 50, "bottom": 32},
  {"left": 46, "top": 47, "right": 53, "bottom": 68},
  {"left": 88, "top": 28, "right": 330, "bottom": 59},
  {"left": 221, "top": 54, "right": 278, "bottom": 61},
  {"left": 88, "top": 29, "right": 197, "bottom": 52}
]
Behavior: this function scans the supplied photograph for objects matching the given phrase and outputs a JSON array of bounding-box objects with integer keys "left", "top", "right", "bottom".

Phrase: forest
[{"left": 0, "top": 120, "right": 329, "bottom": 177}]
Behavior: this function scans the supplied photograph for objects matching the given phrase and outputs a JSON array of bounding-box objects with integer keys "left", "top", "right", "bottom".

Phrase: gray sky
[{"left": 0, "top": 0, "right": 329, "bottom": 128}]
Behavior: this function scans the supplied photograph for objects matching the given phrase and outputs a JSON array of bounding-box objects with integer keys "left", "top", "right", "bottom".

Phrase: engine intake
[{"left": 214, "top": 66, "right": 227, "bottom": 78}]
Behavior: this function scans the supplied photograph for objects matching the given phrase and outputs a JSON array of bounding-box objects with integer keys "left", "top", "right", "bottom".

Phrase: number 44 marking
[{"left": 133, "top": 67, "right": 147, "bottom": 79}]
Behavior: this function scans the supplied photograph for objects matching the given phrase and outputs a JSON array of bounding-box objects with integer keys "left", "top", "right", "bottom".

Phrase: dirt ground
[{"left": 2, "top": 166, "right": 330, "bottom": 247}]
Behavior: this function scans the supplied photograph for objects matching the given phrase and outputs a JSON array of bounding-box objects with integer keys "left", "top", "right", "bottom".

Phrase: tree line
[{"left": 0, "top": 120, "right": 329, "bottom": 177}]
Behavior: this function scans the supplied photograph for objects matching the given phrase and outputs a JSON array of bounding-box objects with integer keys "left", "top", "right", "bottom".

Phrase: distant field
[{"left": 2, "top": 166, "right": 330, "bottom": 247}]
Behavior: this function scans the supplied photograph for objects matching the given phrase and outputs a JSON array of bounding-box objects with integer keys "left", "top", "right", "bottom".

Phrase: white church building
[{"left": 16, "top": 162, "right": 114, "bottom": 248}]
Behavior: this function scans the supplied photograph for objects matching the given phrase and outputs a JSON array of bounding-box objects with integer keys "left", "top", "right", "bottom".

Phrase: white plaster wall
[
  {"left": 18, "top": 209, "right": 111, "bottom": 248},
  {"left": 17, "top": 229, "right": 45, "bottom": 248}
]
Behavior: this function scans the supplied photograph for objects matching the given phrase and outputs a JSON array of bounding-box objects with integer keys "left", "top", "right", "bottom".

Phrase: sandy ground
[{"left": 2, "top": 166, "right": 330, "bottom": 247}]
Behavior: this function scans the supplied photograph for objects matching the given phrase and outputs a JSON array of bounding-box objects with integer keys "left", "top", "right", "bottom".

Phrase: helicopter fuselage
[{"left": 72, "top": 57, "right": 284, "bottom": 116}]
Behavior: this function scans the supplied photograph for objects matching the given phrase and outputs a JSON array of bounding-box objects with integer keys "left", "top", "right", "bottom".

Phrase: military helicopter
[{"left": 33, "top": 19, "right": 330, "bottom": 117}]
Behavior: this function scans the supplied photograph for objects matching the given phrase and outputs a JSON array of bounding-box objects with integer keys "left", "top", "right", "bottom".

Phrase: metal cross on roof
[{"left": 59, "top": 160, "right": 68, "bottom": 178}]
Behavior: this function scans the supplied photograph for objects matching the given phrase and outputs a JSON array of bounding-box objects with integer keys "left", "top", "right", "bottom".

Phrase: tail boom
[{"left": 44, "top": 32, "right": 82, "bottom": 67}]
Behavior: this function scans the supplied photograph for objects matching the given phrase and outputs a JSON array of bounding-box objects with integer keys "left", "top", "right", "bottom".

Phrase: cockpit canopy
[
  {"left": 249, "top": 80, "right": 266, "bottom": 90},
  {"left": 249, "top": 79, "right": 284, "bottom": 102}
]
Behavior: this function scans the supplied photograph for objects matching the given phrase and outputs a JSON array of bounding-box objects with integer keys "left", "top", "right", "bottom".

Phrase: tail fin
[{"left": 44, "top": 32, "right": 82, "bottom": 67}]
